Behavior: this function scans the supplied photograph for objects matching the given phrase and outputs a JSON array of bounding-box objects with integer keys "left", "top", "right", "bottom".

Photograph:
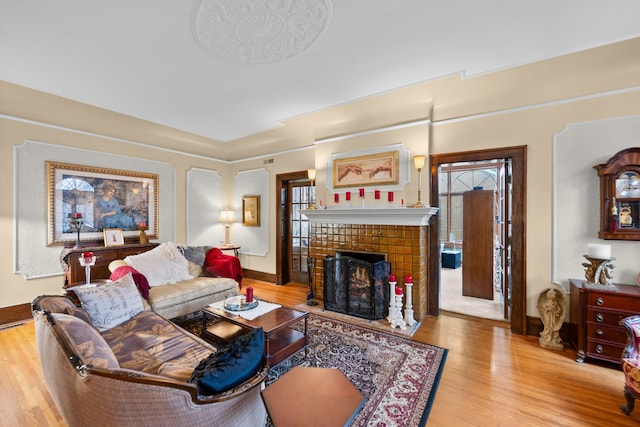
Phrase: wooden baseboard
[
  {"left": 0, "top": 303, "right": 32, "bottom": 326},
  {"left": 526, "top": 315, "right": 571, "bottom": 343},
  {"left": 242, "top": 268, "right": 276, "bottom": 283}
]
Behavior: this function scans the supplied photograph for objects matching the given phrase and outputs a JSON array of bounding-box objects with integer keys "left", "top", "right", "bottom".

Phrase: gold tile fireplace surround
[{"left": 302, "top": 208, "right": 438, "bottom": 321}]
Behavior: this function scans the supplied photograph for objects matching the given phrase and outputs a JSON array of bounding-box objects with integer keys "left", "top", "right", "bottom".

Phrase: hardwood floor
[{"left": 2, "top": 278, "right": 637, "bottom": 426}]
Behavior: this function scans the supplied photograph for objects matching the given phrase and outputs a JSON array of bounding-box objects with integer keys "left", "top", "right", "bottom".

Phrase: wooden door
[{"left": 462, "top": 190, "right": 494, "bottom": 299}]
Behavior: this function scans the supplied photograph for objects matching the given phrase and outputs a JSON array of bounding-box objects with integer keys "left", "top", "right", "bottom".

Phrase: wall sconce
[
  {"left": 307, "top": 168, "right": 317, "bottom": 209},
  {"left": 411, "top": 155, "right": 426, "bottom": 208},
  {"left": 218, "top": 209, "right": 236, "bottom": 246}
]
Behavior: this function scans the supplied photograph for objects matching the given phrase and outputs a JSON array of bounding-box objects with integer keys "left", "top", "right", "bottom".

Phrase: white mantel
[{"left": 300, "top": 207, "right": 438, "bottom": 226}]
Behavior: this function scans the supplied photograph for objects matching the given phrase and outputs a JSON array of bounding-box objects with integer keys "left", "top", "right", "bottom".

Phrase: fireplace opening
[{"left": 323, "top": 251, "right": 390, "bottom": 320}]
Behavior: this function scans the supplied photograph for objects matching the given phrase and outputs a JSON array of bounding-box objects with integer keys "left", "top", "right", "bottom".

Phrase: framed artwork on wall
[
  {"left": 103, "top": 228, "right": 124, "bottom": 247},
  {"left": 46, "top": 161, "right": 158, "bottom": 245},
  {"left": 242, "top": 195, "right": 260, "bottom": 227},
  {"left": 332, "top": 150, "right": 399, "bottom": 188}
]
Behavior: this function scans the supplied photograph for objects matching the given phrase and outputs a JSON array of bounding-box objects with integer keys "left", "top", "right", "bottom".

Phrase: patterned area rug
[{"left": 175, "top": 312, "right": 447, "bottom": 427}]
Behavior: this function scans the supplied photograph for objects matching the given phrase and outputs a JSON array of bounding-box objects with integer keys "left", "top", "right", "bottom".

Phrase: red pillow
[{"left": 109, "top": 266, "right": 150, "bottom": 300}]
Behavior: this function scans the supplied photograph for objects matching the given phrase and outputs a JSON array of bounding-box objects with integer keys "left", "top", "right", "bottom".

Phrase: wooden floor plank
[{"left": 2, "top": 279, "right": 637, "bottom": 426}]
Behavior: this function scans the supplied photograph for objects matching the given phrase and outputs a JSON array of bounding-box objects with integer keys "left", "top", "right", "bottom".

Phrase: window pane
[
  {"left": 439, "top": 172, "right": 449, "bottom": 193},
  {"left": 451, "top": 171, "right": 473, "bottom": 193},
  {"left": 439, "top": 196, "right": 448, "bottom": 240},
  {"left": 450, "top": 195, "right": 463, "bottom": 241}
]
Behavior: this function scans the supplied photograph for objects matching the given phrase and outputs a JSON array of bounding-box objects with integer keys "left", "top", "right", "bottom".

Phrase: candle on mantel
[
  {"left": 374, "top": 190, "right": 380, "bottom": 200},
  {"left": 359, "top": 188, "right": 365, "bottom": 198},
  {"left": 389, "top": 274, "right": 396, "bottom": 283},
  {"left": 388, "top": 191, "right": 394, "bottom": 202},
  {"left": 345, "top": 191, "right": 351, "bottom": 201},
  {"left": 334, "top": 193, "right": 339, "bottom": 203},
  {"left": 587, "top": 243, "right": 611, "bottom": 259},
  {"left": 405, "top": 275, "right": 413, "bottom": 284},
  {"left": 395, "top": 285, "right": 403, "bottom": 295}
]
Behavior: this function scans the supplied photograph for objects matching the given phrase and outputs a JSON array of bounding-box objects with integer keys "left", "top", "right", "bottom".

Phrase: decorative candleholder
[
  {"left": 79, "top": 253, "right": 97, "bottom": 285},
  {"left": 390, "top": 290, "right": 407, "bottom": 330},
  {"left": 582, "top": 255, "right": 616, "bottom": 290},
  {"left": 404, "top": 276, "right": 416, "bottom": 326},
  {"left": 387, "top": 275, "right": 397, "bottom": 323},
  {"left": 69, "top": 217, "right": 84, "bottom": 248},
  {"left": 359, "top": 188, "right": 365, "bottom": 208},
  {"left": 345, "top": 191, "right": 351, "bottom": 207}
]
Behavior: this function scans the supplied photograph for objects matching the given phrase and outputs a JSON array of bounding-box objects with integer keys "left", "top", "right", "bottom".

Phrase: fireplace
[{"left": 323, "top": 251, "right": 390, "bottom": 320}]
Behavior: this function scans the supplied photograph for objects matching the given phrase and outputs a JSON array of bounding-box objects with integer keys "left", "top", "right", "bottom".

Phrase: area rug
[{"left": 175, "top": 312, "right": 448, "bottom": 427}]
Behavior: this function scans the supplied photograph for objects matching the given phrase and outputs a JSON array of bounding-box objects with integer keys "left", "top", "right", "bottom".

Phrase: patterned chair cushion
[
  {"left": 52, "top": 312, "right": 120, "bottom": 369},
  {"left": 100, "top": 310, "right": 216, "bottom": 382},
  {"left": 622, "top": 357, "right": 640, "bottom": 395}
]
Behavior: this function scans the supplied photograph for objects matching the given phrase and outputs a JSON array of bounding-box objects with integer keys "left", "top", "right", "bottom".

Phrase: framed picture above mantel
[
  {"left": 46, "top": 161, "right": 158, "bottom": 246},
  {"left": 333, "top": 151, "right": 399, "bottom": 189}
]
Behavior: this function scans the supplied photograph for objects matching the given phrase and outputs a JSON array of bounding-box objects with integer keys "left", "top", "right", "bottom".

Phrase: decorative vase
[{"left": 139, "top": 229, "right": 148, "bottom": 244}]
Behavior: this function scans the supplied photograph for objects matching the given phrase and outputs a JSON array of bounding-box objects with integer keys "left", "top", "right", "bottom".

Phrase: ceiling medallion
[{"left": 193, "top": 0, "right": 333, "bottom": 64}]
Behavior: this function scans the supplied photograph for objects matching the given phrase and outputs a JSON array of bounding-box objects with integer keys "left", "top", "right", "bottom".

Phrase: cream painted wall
[
  {"left": 0, "top": 118, "right": 229, "bottom": 307},
  {"left": 2, "top": 38, "right": 640, "bottom": 322}
]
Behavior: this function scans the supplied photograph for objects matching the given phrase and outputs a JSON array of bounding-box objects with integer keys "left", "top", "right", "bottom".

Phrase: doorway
[
  {"left": 438, "top": 160, "right": 510, "bottom": 322},
  {"left": 429, "top": 146, "right": 526, "bottom": 335},
  {"left": 275, "top": 171, "right": 314, "bottom": 285}
]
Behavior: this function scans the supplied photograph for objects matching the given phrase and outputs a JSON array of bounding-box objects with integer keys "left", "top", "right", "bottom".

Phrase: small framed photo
[
  {"left": 242, "top": 195, "right": 260, "bottom": 227},
  {"left": 103, "top": 228, "right": 124, "bottom": 246}
]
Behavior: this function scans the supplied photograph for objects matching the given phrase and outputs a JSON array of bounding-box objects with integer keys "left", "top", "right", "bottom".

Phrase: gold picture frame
[
  {"left": 103, "top": 228, "right": 125, "bottom": 247},
  {"left": 46, "top": 161, "right": 158, "bottom": 246},
  {"left": 333, "top": 151, "right": 399, "bottom": 188},
  {"left": 242, "top": 195, "right": 260, "bottom": 227}
]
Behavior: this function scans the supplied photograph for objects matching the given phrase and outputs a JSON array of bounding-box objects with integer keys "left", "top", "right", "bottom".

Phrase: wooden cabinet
[
  {"left": 569, "top": 279, "right": 640, "bottom": 364},
  {"left": 61, "top": 243, "right": 158, "bottom": 287},
  {"left": 594, "top": 147, "right": 640, "bottom": 240}
]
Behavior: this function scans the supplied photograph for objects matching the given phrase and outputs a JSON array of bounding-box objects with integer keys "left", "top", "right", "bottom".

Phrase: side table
[
  {"left": 262, "top": 367, "right": 365, "bottom": 427},
  {"left": 217, "top": 245, "right": 240, "bottom": 257}
]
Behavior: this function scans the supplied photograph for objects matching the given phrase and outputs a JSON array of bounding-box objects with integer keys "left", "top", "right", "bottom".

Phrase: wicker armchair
[
  {"left": 620, "top": 315, "right": 640, "bottom": 415},
  {"left": 33, "top": 299, "right": 267, "bottom": 427}
]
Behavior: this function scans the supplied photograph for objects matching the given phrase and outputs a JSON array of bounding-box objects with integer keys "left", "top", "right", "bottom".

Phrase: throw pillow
[
  {"left": 189, "top": 327, "right": 265, "bottom": 395},
  {"left": 124, "top": 242, "right": 193, "bottom": 287},
  {"left": 109, "top": 264, "right": 150, "bottom": 300},
  {"left": 73, "top": 273, "right": 144, "bottom": 332}
]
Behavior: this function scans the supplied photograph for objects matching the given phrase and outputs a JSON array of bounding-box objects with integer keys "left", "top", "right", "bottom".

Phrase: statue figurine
[{"left": 537, "top": 287, "right": 566, "bottom": 351}]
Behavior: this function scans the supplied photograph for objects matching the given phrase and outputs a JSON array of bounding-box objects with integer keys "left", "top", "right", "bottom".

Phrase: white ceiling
[{"left": 2, "top": 0, "right": 639, "bottom": 143}]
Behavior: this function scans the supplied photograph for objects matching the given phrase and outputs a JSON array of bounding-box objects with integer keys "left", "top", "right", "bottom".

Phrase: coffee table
[
  {"left": 262, "top": 367, "right": 365, "bottom": 427},
  {"left": 201, "top": 302, "right": 309, "bottom": 367}
]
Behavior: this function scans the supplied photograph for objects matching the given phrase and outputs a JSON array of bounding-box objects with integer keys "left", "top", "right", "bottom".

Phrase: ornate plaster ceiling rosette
[{"left": 193, "top": 0, "right": 333, "bottom": 64}]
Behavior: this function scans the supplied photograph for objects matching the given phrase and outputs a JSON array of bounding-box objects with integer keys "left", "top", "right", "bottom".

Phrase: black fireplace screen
[{"left": 323, "top": 254, "right": 390, "bottom": 320}]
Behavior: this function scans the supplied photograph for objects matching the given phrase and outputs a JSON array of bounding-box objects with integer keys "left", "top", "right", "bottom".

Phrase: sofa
[
  {"left": 69, "top": 242, "right": 240, "bottom": 320},
  {"left": 32, "top": 290, "right": 268, "bottom": 427}
]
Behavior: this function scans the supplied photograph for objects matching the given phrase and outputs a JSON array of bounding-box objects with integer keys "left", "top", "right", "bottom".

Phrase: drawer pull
[
  {"left": 596, "top": 297, "right": 604, "bottom": 306},
  {"left": 595, "top": 345, "right": 603, "bottom": 354},
  {"left": 595, "top": 313, "right": 604, "bottom": 322},
  {"left": 596, "top": 329, "right": 603, "bottom": 335}
]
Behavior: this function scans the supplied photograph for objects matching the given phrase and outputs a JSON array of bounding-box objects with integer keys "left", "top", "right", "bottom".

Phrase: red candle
[
  {"left": 334, "top": 193, "right": 339, "bottom": 203},
  {"left": 388, "top": 191, "right": 394, "bottom": 202},
  {"left": 82, "top": 251, "right": 93, "bottom": 261},
  {"left": 346, "top": 191, "right": 351, "bottom": 201},
  {"left": 389, "top": 274, "right": 396, "bottom": 283},
  {"left": 359, "top": 188, "right": 365, "bottom": 198},
  {"left": 245, "top": 287, "right": 254, "bottom": 303},
  {"left": 405, "top": 275, "right": 413, "bottom": 284},
  {"left": 395, "top": 285, "right": 403, "bottom": 295},
  {"left": 72, "top": 212, "right": 83, "bottom": 219},
  {"left": 139, "top": 221, "right": 146, "bottom": 229},
  {"left": 374, "top": 190, "right": 380, "bottom": 200}
]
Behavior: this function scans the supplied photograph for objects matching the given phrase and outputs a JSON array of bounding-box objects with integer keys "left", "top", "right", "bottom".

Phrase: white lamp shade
[
  {"left": 413, "top": 155, "right": 426, "bottom": 170},
  {"left": 219, "top": 209, "right": 236, "bottom": 223},
  {"left": 307, "top": 168, "right": 316, "bottom": 180}
]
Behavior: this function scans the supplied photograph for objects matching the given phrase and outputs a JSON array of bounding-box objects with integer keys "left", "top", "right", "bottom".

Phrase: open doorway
[
  {"left": 438, "top": 160, "right": 510, "bottom": 322},
  {"left": 429, "top": 146, "right": 526, "bottom": 335}
]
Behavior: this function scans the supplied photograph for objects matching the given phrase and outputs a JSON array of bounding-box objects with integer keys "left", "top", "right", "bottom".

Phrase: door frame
[
  {"left": 275, "top": 170, "right": 309, "bottom": 285},
  {"left": 429, "top": 146, "right": 527, "bottom": 334}
]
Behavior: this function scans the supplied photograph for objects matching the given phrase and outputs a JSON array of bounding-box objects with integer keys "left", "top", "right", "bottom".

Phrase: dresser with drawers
[{"left": 569, "top": 279, "right": 640, "bottom": 364}]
